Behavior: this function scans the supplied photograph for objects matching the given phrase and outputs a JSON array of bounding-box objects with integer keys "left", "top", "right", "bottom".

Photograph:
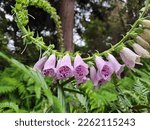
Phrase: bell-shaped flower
[
  {"left": 90, "top": 66, "right": 98, "bottom": 86},
  {"left": 95, "top": 56, "right": 114, "bottom": 80},
  {"left": 76, "top": 77, "right": 87, "bottom": 86},
  {"left": 142, "top": 20, "right": 150, "bottom": 29},
  {"left": 140, "top": 29, "right": 150, "bottom": 43},
  {"left": 132, "top": 43, "right": 150, "bottom": 58},
  {"left": 107, "top": 54, "right": 125, "bottom": 79},
  {"left": 43, "top": 54, "right": 56, "bottom": 77},
  {"left": 90, "top": 66, "right": 107, "bottom": 87},
  {"left": 120, "top": 47, "right": 142, "bottom": 69},
  {"left": 33, "top": 56, "right": 48, "bottom": 72},
  {"left": 73, "top": 54, "right": 89, "bottom": 80},
  {"left": 56, "top": 54, "right": 73, "bottom": 80},
  {"left": 135, "top": 36, "right": 150, "bottom": 49},
  {"left": 97, "top": 72, "right": 107, "bottom": 86}
]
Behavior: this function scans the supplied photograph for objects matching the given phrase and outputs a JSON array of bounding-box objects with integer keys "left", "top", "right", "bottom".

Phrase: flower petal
[
  {"left": 43, "top": 54, "right": 56, "bottom": 77},
  {"left": 56, "top": 54, "right": 73, "bottom": 79},
  {"left": 97, "top": 72, "right": 107, "bottom": 86},
  {"left": 90, "top": 66, "right": 98, "bottom": 86},
  {"left": 33, "top": 56, "right": 48, "bottom": 72},
  {"left": 74, "top": 54, "right": 89, "bottom": 79},
  {"left": 77, "top": 77, "right": 87, "bottom": 85},
  {"left": 95, "top": 56, "right": 114, "bottom": 80},
  {"left": 74, "top": 55, "right": 88, "bottom": 68},
  {"left": 120, "top": 47, "right": 142, "bottom": 69},
  {"left": 107, "top": 54, "right": 125, "bottom": 79}
]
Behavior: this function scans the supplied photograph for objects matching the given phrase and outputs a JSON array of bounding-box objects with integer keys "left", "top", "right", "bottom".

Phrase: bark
[{"left": 60, "top": 0, "right": 75, "bottom": 52}]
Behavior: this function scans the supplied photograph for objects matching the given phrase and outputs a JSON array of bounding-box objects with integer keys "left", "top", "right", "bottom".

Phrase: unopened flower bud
[
  {"left": 140, "top": 29, "right": 150, "bottom": 43},
  {"left": 135, "top": 36, "right": 150, "bottom": 49},
  {"left": 132, "top": 43, "right": 150, "bottom": 58},
  {"left": 142, "top": 19, "right": 150, "bottom": 29}
]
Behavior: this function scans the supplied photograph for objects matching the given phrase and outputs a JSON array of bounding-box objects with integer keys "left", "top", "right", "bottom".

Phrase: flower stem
[
  {"left": 83, "top": 2, "right": 149, "bottom": 61},
  {"left": 57, "top": 85, "right": 66, "bottom": 112}
]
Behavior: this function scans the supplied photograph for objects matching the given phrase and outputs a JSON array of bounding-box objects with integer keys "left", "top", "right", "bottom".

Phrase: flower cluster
[
  {"left": 34, "top": 20, "right": 150, "bottom": 87},
  {"left": 34, "top": 54, "right": 89, "bottom": 85}
]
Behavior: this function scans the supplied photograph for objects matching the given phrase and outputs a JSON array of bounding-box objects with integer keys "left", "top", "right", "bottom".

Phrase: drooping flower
[
  {"left": 43, "top": 54, "right": 56, "bottom": 77},
  {"left": 132, "top": 43, "right": 150, "bottom": 58},
  {"left": 140, "top": 29, "right": 150, "bottom": 43},
  {"left": 107, "top": 53, "right": 125, "bottom": 79},
  {"left": 56, "top": 54, "right": 73, "bottom": 80},
  {"left": 73, "top": 54, "right": 89, "bottom": 80},
  {"left": 142, "top": 19, "right": 150, "bottom": 29},
  {"left": 95, "top": 56, "right": 114, "bottom": 80},
  {"left": 33, "top": 56, "right": 48, "bottom": 72},
  {"left": 135, "top": 36, "right": 150, "bottom": 49},
  {"left": 90, "top": 66, "right": 107, "bottom": 87},
  {"left": 77, "top": 77, "right": 87, "bottom": 86},
  {"left": 120, "top": 47, "right": 142, "bottom": 69},
  {"left": 96, "top": 72, "right": 107, "bottom": 86},
  {"left": 90, "top": 66, "right": 98, "bottom": 86}
]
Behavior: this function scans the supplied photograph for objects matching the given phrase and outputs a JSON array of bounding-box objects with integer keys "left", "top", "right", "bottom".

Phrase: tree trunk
[{"left": 60, "top": 0, "right": 75, "bottom": 52}]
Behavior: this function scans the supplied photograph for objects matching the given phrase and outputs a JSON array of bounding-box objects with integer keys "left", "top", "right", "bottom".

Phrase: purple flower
[
  {"left": 96, "top": 72, "right": 107, "bottom": 86},
  {"left": 90, "top": 66, "right": 107, "bottom": 87},
  {"left": 33, "top": 56, "right": 48, "bottom": 72},
  {"left": 120, "top": 47, "right": 142, "bottom": 69},
  {"left": 77, "top": 77, "right": 87, "bottom": 86},
  {"left": 74, "top": 54, "right": 89, "bottom": 80},
  {"left": 43, "top": 54, "right": 56, "bottom": 77},
  {"left": 107, "top": 54, "right": 125, "bottom": 79},
  {"left": 95, "top": 56, "right": 114, "bottom": 80},
  {"left": 56, "top": 54, "right": 73, "bottom": 80},
  {"left": 132, "top": 43, "right": 150, "bottom": 58},
  {"left": 90, "top": 66, "right": 98, "bottom": 86}
]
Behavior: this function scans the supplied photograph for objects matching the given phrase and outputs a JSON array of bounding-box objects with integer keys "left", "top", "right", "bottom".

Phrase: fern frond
[
  {"left": 0, "top": 77, "right": 18, "bottom": 94},
  {"left": 0, "top": 102, "right": 19, "bottom": 112}
]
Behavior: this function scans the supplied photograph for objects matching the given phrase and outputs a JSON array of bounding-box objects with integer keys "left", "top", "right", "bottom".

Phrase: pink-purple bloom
[
  {"left": 90, "top": 66, "right": 107, "bottom": 87},
  {"left": 107, "top": 54, "right": 125, "bottom": 79},
  {"left": 120, "top": 47, "right": 142, "bottom": 69},
  {"left": 96, "top": 72, "right": 107, "bottom": 86},
  {"left": 95, "top": 56, "right": 114, "bottom": 80},
  {"left": 90, "top": 66, "right": 98, "bottom": 86},
  {"left": 33, "top": 56, "right": 48, "bottom": 72},
  {"left": 74, "top": 54, "right": 89, "bottom": 80},
  {"left": 56, "top": 54, "right": 73, "bottom": 80},
  {"left": 77, "top": 77, "right": 87, "bottom": 86},
  {"left": 43, "top": 54, "right": 56, "bottom": 77}
]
